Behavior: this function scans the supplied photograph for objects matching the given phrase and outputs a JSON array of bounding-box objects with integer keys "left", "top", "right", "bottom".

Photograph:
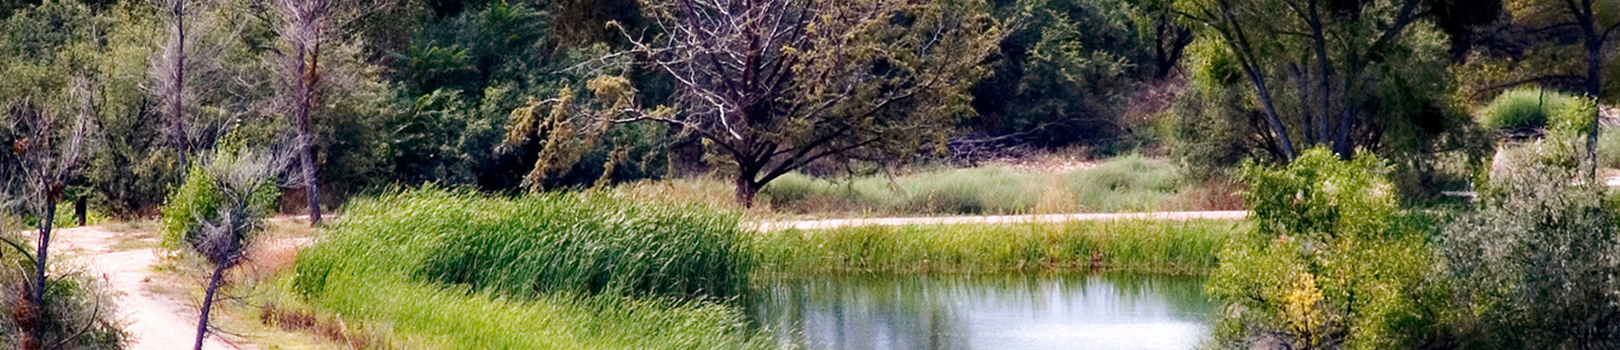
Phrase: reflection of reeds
[
  {"left": 746, "top": 273, "right": 1218, "bottom": 350},
  {"left": 753, "top": 219, "right": 1240, "bottom": 275}
]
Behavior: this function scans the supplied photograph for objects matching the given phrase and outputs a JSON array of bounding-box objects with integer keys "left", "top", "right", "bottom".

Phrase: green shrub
[
  {"left": 49, "top": 200, "right": 106, "bottom": 229},
  {"left": 0, "top": 231, "right": 125, "bottom": 349},
  {"left": 1205, "top": 148, "right": 1449, "bottom": 350},
  {"left": 1440, "top": 141, "right": 1620, "bottom": 349},
  {"left": 158, "top": 147, "right": 279, "bottom": 251},
  {"left": 1480, "top": 87, "right": 1577, "bottom": 130},
  {"left": 288, "top": 187, "right": 771, "bottom": 349},
  {"left": 158, "top": 165, "right": 217, "bottom": 250}
]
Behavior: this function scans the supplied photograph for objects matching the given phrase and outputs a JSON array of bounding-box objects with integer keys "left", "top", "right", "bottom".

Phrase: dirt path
[
  {"left": 51, "top": 226, "right": 240, "bottom": 350},
  {"left": 755, "top": 210, "right": 1250, "bottom": 231}
]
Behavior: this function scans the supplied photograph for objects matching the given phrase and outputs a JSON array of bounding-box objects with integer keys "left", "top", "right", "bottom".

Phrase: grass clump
[
  {"left": 1064, "top": 154, "right": 1182, "bottom": 212},
  {"left": 754, "top": 219, "right": 1239, "bottom": 275},
  {"left": 1601, "top": 130, "right": 1620, "bottom": 169},
  {"left": 1480, "top": 87, "right": 1578, "bottom": 130},
  {"left": 289, "top": 187, "right": 773, "bottom": 350},
  {"left": 756, "top": 155, "right": 1194, "bottom": 216}
]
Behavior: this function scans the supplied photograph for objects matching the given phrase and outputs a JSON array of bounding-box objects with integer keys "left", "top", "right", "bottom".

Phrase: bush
[
  {"left": 1205, "top": 148, "right": 1449, "bottom": 350},
  {"left": 1479, "top": 87, "right": 1577, "bottom": 130},
  {"left": 158, "top": 144, "right": 279, "bottom": 251},
  {"left": 0, "top": 232, "right": 125, "bottom": 349},
  {"left": 1439, "top": 141, "right": 1620, "bottom": 349}
]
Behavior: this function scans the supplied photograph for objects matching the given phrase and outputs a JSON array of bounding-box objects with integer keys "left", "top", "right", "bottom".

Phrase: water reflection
[{"left": 747, "top": 273, "right": 1215, "bottom": 350}]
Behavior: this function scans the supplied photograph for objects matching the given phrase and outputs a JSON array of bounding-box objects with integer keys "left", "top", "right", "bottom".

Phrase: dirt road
[{"left": 52, "top": 226, "right": 240, "bottom": 350}]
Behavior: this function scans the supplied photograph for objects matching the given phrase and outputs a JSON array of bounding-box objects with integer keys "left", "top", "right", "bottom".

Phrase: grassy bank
[
  {"left": 754, "top": 219, "right": 1241, "bottom": 275},
  {"left": 615, "top": 155, "right": 1244, "bottom": 217},
  {"left": 286, "top": 188, "right": 775, "bottom": 350}
]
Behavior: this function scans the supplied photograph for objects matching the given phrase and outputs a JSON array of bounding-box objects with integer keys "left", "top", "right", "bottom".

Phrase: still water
[{"left": 747, "top": 273, "right": 1216, "bottom": 350}]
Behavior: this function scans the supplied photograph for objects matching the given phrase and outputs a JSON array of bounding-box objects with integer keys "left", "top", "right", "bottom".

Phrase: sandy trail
[{"left": 51, "top": 226, "right": 240, "bottom": 350}]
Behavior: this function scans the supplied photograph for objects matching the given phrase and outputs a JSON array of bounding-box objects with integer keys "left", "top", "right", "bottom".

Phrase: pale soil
[{"left": 51, "top": 225, "right": 243, "bottom": 350}]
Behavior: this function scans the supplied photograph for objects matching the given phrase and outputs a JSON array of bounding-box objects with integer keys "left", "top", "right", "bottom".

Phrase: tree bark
[
  {"left": 1215, "top": 0, "right": 1297, "bottom": 161},
  {"left": 169, "top": 0, "right": 190, "bottom": 168},
  {"left": 734, "top": 174, "right": 760, "bottom": 208},
  {"left": 294, "top": 39, "right": 322, "bottom": 226},
  {"left": 192, "top": 264, "right": 227, "bottom": 350},
  {"left": 1585, "top": 27, "right": 1603, "bottom": 180},
  {"left": 29, "top": 197, "right": 56, "bottom": 350}
]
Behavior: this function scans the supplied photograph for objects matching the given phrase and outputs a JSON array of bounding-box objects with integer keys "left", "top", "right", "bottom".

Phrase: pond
[{"left": 747, "top": 273, "right": 1216, "bottom": 350}]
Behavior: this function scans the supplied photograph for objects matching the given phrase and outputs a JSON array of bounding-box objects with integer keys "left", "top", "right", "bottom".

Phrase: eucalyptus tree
[{"left": 510, "top": 0, "right": 1006, "bottom": 207}]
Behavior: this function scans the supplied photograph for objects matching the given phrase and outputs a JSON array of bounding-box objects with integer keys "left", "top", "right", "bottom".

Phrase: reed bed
[
  {"left": 288, "top": 187, "right": 773, "bottom": 350},
  {"left": 758, "top": 154, "right": 1202, "bottom": 215},
  {"left": 753, "top": 219, "right": 1241, "bottom": 275}
]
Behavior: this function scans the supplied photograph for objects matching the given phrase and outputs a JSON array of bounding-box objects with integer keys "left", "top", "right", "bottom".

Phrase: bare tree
[
  {"left": 511, "top": 0, "right": 1006, "bottom": 207},
  {"left": 269, "top": 0, "right": 389, "bottom": 225},
  {"left": 185, "top": 146, "right": 296, "bottom": 350},
  {"left": 272, "top": 0, "right": 326, "bottom": 225},
  {"left": 151, "top": 0, "right": 200, "bottom": 167},
  {"left": 8, "top": 76, "right": 93, "bottom": 350}
]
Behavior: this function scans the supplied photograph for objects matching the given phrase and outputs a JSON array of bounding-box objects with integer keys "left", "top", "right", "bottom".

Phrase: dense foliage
[
  {"left": 1207, "top": 149, "right": 1450, "bottom": 350},
  {"left": 1439, "top": 132, "right": 1620, "bottom": 349}
]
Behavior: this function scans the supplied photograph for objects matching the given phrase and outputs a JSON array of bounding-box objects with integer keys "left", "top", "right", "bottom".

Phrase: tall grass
[
  {"left": 754, "top": 155, "right": 1204, "bottom": 216},
  {"left": 1600, "top": 130, "right": 1620, "bottom": 169},
  {"left": 753, "top": 219, "right": 1241, "bottom": 275},
  {"left": 1480, "top": 87, "right": 1578, "bottom": 130},
  {"left": 288, "top": 187, "right": 774, "bottom": 350}
]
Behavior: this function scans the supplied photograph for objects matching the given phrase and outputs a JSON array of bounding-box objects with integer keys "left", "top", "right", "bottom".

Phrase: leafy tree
[
  {"left": 1449, "top": 0, "right": 1619, "bottom": 177},
  {"left": 970, "top": 0, "right": 1162, "bottom": 145},
  {"left": 517, "top": 0, "right": 1007, "bottom": 207},
  {"left": 1176, "top": 0, "right": 1453, "bottom": 161}
]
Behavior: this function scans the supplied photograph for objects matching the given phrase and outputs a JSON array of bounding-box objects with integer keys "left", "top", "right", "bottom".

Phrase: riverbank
[{"left": 171, "top": 188, "right": 1245, "bottom": 349}]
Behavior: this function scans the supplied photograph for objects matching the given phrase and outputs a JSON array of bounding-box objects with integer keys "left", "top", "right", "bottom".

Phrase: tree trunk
[
  {"left": 1585, "top": 36, "right": 1603, "bottom": 180},
  {"left": 74, "top": 196, "right": 86, "bottom": 227},
  {"left": 295, "top": 46, "right": 322, "bottom": 226},
  {"left": 170, "top": 0, "right": 189, "bottom": 169},
  {"left": 734, "top": 175, "right": 760, "bottom": 209},
  {"left": 192, "top": 264, "right": 227, "bottom": 350},
  {"left": 1245, "top": 67, "right": 1299, "bottom": 161},
  {"left": 29, "top": 197, "right": 56, "bottom": 350}
]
